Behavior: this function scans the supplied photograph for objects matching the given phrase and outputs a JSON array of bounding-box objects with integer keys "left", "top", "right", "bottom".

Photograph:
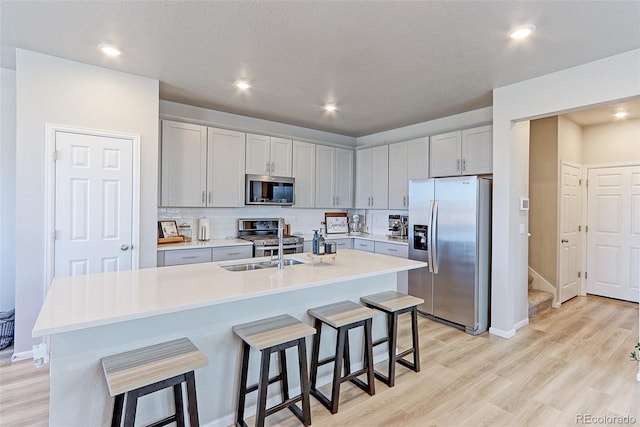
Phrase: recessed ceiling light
[
  {"left": 98, "top": 44, "right": 122, "bottom": 57},
  {"left": 324, "top": 103, "right": 337, "bottom": 112},
  {"left": 613, "top": 111, "right": 629, "bottom": 119},
  {"left": 235, "top": 81, "right": 251, "bottom": 90},
  {"left": 508, "top": 24, "right": 536, "bottom": 40}
]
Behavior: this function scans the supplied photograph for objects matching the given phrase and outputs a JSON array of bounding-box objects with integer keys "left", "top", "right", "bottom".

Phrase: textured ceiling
[{"left": 1, "top": 1, "right": 639, "bottom": 137}]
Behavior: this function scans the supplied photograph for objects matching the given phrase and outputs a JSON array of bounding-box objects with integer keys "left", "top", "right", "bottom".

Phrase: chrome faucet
[{"left": 277, "top": 217, "right": 285, "bottom": 270}]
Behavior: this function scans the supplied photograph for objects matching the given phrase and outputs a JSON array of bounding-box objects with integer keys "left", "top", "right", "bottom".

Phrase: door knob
[
  {"left": 561, "top": 239, "right": 568, "bottom": 243},
  {"left": 120, "top": 244, "right": 130, "bottom": 251}
]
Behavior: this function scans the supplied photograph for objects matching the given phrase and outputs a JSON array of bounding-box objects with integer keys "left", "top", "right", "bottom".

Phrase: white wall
[
  {"left": 491, "top": 49, "right": 640, "bottom": 338},
  {"left": 558, "top": 116, "right": 583, "bottom": 164},
  {"left": 14, "top": 50, "right": 159, "bottom": 357},
  {"left": 0, "top": 68, "right": 16, "bottom": 312},
  {"left": 582, "top": 118, "right": 640, "bottom": 165}
]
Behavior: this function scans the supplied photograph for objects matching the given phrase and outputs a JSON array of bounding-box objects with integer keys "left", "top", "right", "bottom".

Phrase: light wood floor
[{"left": 1, "top": 295, "right": 638, "bottom": 426}]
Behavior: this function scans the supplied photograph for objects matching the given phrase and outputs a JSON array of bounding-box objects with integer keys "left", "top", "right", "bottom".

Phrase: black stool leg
[
  {"left": 236, "top": 341, "right": 251, "bottom": 427},
  {"left": 123, "top": 389, "right": 139, "bottom": 427},
  {"left": 364, "top": 318, "right": 375, "bottom": 396},
  {"left": 279, "top": 349, "right": 290, "bottom": 403},
  {"left": 343, "top": 330, "right": 351, "bottom": 377},
  {"left": 309, "top": 318, "right": 322, "bottom": 392},
  {"left": 185, "top": 371, "right": 200, "bottom": 427},
  {"left": 411, "top": 307, "right": 420, "bottom": 372},
  {"left": 329, "top": 326, "right": 346, "bottom": 414},
  {"left": 255, "top": 348, "right": 272, "bottom": 427},
  {"left": 387, "top": 311, "right": 399, "bottom": 387},
  {"left": 173, "top": 383, "right": 185, "bottom": 427},
  {"left": 111, "top": 393, "right": 124, "bottom": 427},
  {"left": 296, "top": 338, "right": 312, "bottom": 426}
]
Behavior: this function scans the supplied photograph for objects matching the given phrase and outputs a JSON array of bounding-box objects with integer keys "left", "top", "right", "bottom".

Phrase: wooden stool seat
[
  {"left": 307, "top": 300, "right": 378, "bottom": 414},
  {"left": 102, "top": 337, "right": 207, "bottom": 427},
  {"left": 361, "top": 291, "right": 423, "bottom": 387},
  {"left": 233, "top": 314, "right": 315, "bottom": 427}
]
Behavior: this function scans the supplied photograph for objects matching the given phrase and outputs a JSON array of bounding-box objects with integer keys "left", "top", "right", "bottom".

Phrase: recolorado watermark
[{"left": 576, "top": 414, "right": 637, "bottom": 424}]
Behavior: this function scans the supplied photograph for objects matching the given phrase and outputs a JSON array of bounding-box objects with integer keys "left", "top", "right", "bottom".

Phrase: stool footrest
[
  {"left": 245, "top": 373, "right": 284, "bottom": 394},
  {"left": 397, "top": 348, "right": 415, "bottom": 359},
  {"left": 146, "top": 415, "right": 177, "bottom": 427},
  {"left": 265, "top": 395, "right": 303, "bottom": 417},
  {"left": 372, "top": 337, "right": 388, "bottom": 347},
  {"left": 340, "top": 368, "right": 369, "bottom": 384}
]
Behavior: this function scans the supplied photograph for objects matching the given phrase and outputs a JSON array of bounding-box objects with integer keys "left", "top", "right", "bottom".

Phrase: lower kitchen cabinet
[
  {"left": 331, "top": 238, "right": 353, "bottom": 250},
  {"left": 374, "top": 241, "right": 408, "bottom": 258},
  {"left": 159, "top": 248, "right": 212, "bottom": 266},
  {"left": 353, "top": 238, "right": 374, "bottom": 252},
  {"left": 212, "top": 246, "right": 253, "bottom": 261}
]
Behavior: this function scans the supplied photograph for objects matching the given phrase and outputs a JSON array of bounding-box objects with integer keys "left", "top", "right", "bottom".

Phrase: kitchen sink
[{"left": 221, "top": 258, "right": 305, "bottom": 272}]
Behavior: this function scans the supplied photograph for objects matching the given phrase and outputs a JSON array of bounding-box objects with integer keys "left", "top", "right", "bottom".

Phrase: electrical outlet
[{"left": 32, "top": 343, "right": 49, "bottom": 367}]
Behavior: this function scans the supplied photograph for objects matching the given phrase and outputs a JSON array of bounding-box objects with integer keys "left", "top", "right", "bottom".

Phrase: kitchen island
[{"left": 33, "top": 249, "right": 425, "bottom": 427}]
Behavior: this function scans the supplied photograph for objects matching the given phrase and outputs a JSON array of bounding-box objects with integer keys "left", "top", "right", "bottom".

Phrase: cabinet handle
[
  {"left": 266, "top": 161, "right": 270, "bottom": 174},
  {"left": 388, "top": 248, "right": 398, "bottom": 252},
  {"left": 462, "top": 159, "right": 466, "bottom": 172},
  {"left": 335, "top": 196, "right": 339, "bottom": 205},
  {"left": 403, "top": 196, "right": 406, "bottom": 206},
  {"left": 456, "top": 159, "right": 460, "bottom": 171},
  {"left": 181, "top": 256, "right": 198, "bottom": 259},
  {"left": 208, "top": 191, "right": 212, "bottom": 204},
  {"left": 227, "top": 252, "right": 241, "bottom": 255},
  {"left": 202, "top": 191, "right": 205, "bottom": 205}
]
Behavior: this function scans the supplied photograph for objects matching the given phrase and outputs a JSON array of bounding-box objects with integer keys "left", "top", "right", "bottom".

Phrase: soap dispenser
[{"left": 312, "top": 230, "right": 319, "bottom": 254}]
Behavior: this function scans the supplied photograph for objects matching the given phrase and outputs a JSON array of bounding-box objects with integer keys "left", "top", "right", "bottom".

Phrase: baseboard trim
[
  {"left": 489, "top": 326, "right": 515, "bottom": 339},
  {"left": 11, "top": 349, "right": 32, "bottom": 362},
  {"left": 514, "top": 317, "right": 529, "bottom": 330}
]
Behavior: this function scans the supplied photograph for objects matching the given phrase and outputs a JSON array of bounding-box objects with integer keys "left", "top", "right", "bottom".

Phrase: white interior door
[
  {"left": 54, "top": 131, "right": 134, "bottom": 276},
  {"left": 559, "top": 163, "right": 582, "bottom": 303},
  {"left": 586, "top": 165, "right": 640, "bottom": 302}
]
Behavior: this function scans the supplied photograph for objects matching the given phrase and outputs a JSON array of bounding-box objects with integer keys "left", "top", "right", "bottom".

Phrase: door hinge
[
  {"left": 585, "top": 179, "right": 588, "bottom": 188},
  {"left": 579, "top": 179, "right": 582, "bottom": 186},
  {"left": 585, "top": 272, "right": 588, "bottom": 279},
  {"left": 53, "top": 230, "right": 58, "bottom": 240},
  {"left": 53, "top": 151, "right": 58, "bottom": 161},
  {"left": 585, "top": 225, "right": 588, "bottom": 232},
  {"left": 578, "top": 271, "right": 582, "bottom": 278},
  {"left": 578, "top": 225, "right": 581, "bottom": 232}
]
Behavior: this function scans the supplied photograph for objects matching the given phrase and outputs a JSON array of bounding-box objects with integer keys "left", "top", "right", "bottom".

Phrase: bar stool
[
  {"left": 307, "top": 300, "right": 378, "bottom": 414},
  {"left": 232, "top": 314, "right": 316, "bottom": 427},
  {"left": 360, "top": 291, "right": 423, "bottom": 387},
  {"left": 101, "top": 337, "right": 208, "bottom": 427}
]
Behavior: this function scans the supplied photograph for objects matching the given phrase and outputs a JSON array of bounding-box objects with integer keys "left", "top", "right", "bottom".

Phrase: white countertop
[
  {"left": 33, "top": 249, "right": 425, "bottom": 337},
  {"left": 157, "top": 238, "right": 252, "bottom": 251}
]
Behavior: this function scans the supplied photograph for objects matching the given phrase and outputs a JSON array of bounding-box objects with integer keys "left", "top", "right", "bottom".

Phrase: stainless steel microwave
[{"left": 245, "top": 174, "right": 295, "bottom": 206}]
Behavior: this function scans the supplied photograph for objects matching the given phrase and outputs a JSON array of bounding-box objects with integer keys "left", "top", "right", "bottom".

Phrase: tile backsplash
[{"left": 157, "top": 207, "right": 408, "bottom": 239}]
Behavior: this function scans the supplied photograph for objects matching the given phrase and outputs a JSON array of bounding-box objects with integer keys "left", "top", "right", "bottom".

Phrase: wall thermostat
[{"left": 520, "top": 197, "right": 530, "bottom": 211}]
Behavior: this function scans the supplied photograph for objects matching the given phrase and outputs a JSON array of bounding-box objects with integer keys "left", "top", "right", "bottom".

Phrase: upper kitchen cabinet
[
  {"left": 315, "top": 145, "right": 354, "bottom": 208},
  {"left": 292, "top": 140, "right": 316, "bottom": 208},
  {"left": 429, "top": 125, "right": 492, "bottom": 177},
  {"left": 207, "top": 127, "right": 246, "bottom": 207},
  {"left": 246, "top": 133, "right": 293, "bottom": 177},
  {"left": 160, "top": 120, "right": 207, "bottom": 207},
  {"left": 388, "top": 137, "right": 429, "bottom": 209},
  {"left": 160, "top": 120, "right": 245, "bottom": 207},
  {"left": 355, "top": 145, "right": 388, "bottom": 209}
]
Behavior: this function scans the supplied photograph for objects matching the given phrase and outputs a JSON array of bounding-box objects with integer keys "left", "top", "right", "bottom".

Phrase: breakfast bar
[{"left": 33, "top": 249, "right": 425, "bottom": 427}]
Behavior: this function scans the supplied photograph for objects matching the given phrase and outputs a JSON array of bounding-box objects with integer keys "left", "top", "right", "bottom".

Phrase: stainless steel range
[{"left": 238, "top": 218, "right": 304, "bottom": 257}]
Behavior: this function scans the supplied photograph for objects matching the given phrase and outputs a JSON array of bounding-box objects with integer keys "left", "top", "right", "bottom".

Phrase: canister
[{"left": 325, "top": 241, "right": 337, "bottom": 254}]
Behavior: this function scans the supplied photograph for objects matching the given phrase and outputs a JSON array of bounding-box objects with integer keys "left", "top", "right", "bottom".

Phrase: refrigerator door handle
[
  {"left": 427, "top": 200, "right": 434, "bottom": 273},
  {"left": 431, "top": 200, "right": 439, "bottom": 274}
]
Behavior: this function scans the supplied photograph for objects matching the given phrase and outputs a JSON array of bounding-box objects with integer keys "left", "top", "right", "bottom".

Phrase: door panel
[
  {"left": 586, "top": 166, "right": 640, "bottom": 302},
  {"left": 559, "top": 164, "right": 581, "bottom": 302},
  {"left": 55, "top": 131, "right": 133, "bottom": 277}
]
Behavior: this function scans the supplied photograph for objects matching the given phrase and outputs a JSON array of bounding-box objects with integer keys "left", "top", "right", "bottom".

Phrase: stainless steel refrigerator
[{"left": 408, "top": 176, "right": 491, "bottom": 335}]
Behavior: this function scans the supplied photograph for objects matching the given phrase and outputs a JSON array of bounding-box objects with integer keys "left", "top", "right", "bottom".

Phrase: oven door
[{"left": 254, "top": 244, "right": 303, "bottom": 257}]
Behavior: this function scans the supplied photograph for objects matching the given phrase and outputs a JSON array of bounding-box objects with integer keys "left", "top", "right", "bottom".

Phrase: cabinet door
[
  {"left": 407, "top": 137, "right": 429, "bottom": 180},
  {"left": 355, "top": 149, "right": 372, "bottom": 208},
  {"left": 208, "top": 128, "right": 246, "bottom": 207},
  {"left": 462, "top": 125, "right": 492, "bottom": 175},
  {"left": 430, "top": 131, "right": 462, "bottom": 177},
  {"left": 353, "top": 238, "right": 374, "bottom": 252},
  {"left": 160, "top": 120, "right": 207, "bottom": 207},
  {"left": 270, "top": 137, "right": 293, "bottom": 177},
  {"left": 163, "top": 248, "right": 212, "bottom": 266},
  {"left": 212, "top": 245, "right": 253, "bottom": 261},
  {"left": 334, "top": 147, "right": 354, "bottom": 208},
  {"left": 370, "top": 145, "right": 388, "bottom": 209},
  {"left": 315, "top": 145, "right": 335, "bottom": 208},
  {"left": 245, "top": 133, "right": 271, "bottom": 175},
  {"left": 388, "top": 142, "right": 408, "bottom": 209},
  {"left": 374, "top": 241, "right": 408, "bottom": 258},
  {"left": 293, "top": 141, "right": 316, "bottom": 208}
]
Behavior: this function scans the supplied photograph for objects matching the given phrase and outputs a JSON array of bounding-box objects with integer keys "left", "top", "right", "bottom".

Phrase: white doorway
[
  {"left": 559, "top": 162, "right": 582, "bottom": 303},
  {"left": 586, "top": 165, "right": 640, "bottom": 303},
  {"left": 46, "top": 125, "right": 140, "bottom": 283}
]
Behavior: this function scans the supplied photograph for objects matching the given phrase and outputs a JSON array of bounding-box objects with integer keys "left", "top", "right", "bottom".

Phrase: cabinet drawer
[
  {"left": 353, "top": 239, "right": 374, "bottom": 252},
  {"left": 163, "top": 248, "right": 212, "bottom": 266},
  {"left": 374, "top": 242, "right": 408, "bottom": 258},
  {"left": 332, "top": 238, "right": 353, "bottom": 250},
  {"left": 212, "top": 246, "right": 253, "bottom": 261}
]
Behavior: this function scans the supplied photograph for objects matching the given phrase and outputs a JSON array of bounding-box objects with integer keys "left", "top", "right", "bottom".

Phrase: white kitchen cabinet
[
  {"left": 430, "top": 125, "right": 492, "bottom": 177},
  {"left": 160, "top": 120, "right": 245, "bottom": 207},
  {"left": 355, "top": 145, "right": 388, "bottom": 209},
  {"left": 331, "top": 238, "right": 353, "bottom": 250},
  {"left": 207, "top": 128, "right": 246, "bottom": 207},
  {"left": 160, "top": 120, "right": 207, "bottom": 207},
  {"left": 292, "top": 141, "right": 316, "bottom": 208},
  {"left": 388, "top": 137, "right": 429, "bottom": 209},
  {"left": 353, "top": 238, "right": 374, "bottom": 252},
  {"left": 212, "top": 245, "right": 253, "bottom": 261},
  {"left": 374, "top": 241, "right": 408, "bottom": 258},
  {"left": 246, "top": 133, "right": 293, "bottom": 177},
  {"left": 160, "top": 248, "right": 212, "bottom": 266},
  {"left": 315, "top": 145, "right": 354, "bottom": 208}
]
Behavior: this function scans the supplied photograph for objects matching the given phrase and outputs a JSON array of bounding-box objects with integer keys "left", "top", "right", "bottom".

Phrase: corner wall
[
  {"left": 14, "top": 50, "right": 159, "bottom": 357},
  {"left": 491, "top": 48, "right": 640, "bottom": 338}
]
